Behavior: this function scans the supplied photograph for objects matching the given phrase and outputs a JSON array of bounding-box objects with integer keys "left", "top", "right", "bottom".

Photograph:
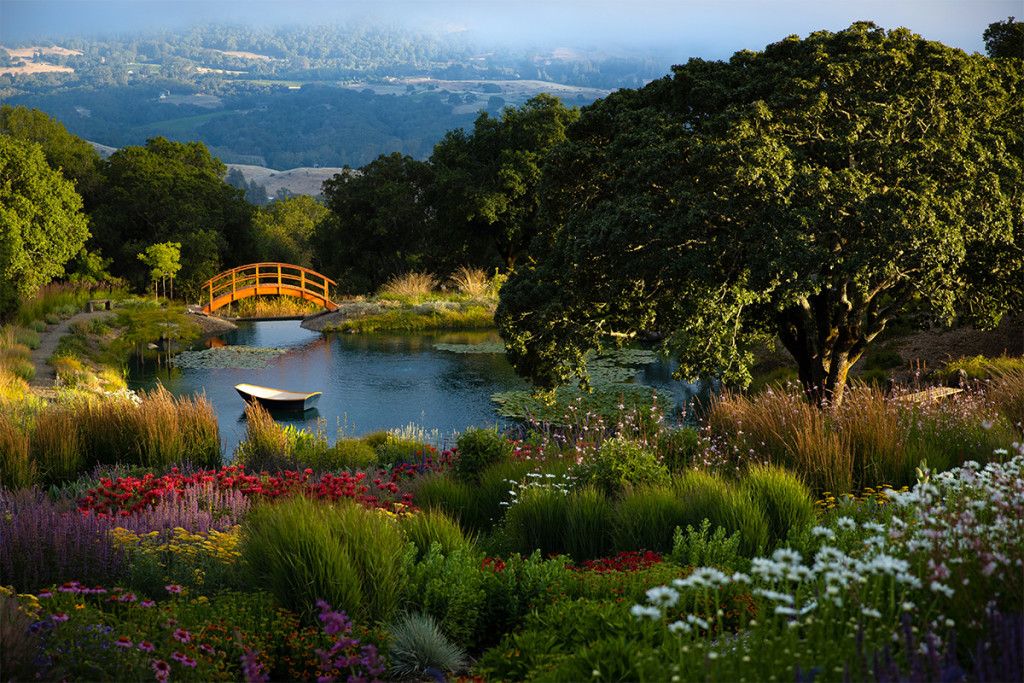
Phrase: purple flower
[
  {"left": 139, "top": 640, "right": 155, "bottom": 653},
  {"left": 240, "top": 646, "right": 269, "bottom": 683},
  {"left": 140, "top": 599, "right": 156, "bottom": 608},
  {"left": 173, "top": 628, "right": 192, "bottom": 643},
  {"left": 51, "top": 612, "right": 69, "bottom": 622},
  {"left": 116, "top": 636, "right": 133, "bottom": 648},
  {"left": 165, "top": 584, "right": 183, "bottom": 594}
]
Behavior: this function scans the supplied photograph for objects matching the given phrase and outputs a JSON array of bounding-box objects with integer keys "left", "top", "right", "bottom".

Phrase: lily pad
[{"left": 170, "top": 346, "right": 287, "bottom": 370}]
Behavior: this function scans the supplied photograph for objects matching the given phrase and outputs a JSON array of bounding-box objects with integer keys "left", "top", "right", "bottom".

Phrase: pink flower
[
  {"left": 173, "top": 628, "right": 192, "bottom": 643},
  {"left": 165, "top": 584, "right": 183, "bottom": 594},
  {"left": 140, "top": 599, "right": 156, "bottom": 608},
  {"left": 139, "top": 641, "right": 155, "bottom": 653},
  {"left": 51, "top": 613, "right": 69, "bottom": 622},
  {"left": 116, "top": 636, "right": 133, "bottom": 648}
]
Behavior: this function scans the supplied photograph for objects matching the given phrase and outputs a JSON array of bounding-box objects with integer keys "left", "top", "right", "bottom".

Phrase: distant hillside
[{"left": 227, "top": 164, "right": 348, "bottom": 198}]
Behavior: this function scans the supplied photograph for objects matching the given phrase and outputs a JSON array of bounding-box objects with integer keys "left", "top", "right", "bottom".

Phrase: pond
[{"left": 128, "top": 321, "right": 709, "bottom": 455}]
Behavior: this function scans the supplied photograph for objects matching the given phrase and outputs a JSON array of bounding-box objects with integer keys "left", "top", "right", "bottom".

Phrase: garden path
[{"left": 28, "top": 310, "right": 114, "bottom": 392}]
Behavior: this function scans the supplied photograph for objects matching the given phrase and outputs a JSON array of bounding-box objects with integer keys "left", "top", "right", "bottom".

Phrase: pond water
[{"left": 128, "top": 321, "right": 708, "bottom": 455}]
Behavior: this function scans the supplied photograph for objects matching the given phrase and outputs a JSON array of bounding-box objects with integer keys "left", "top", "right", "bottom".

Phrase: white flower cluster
[
  {"left": 500, "top": 471, "right": 573, "bottom": 507},
  {"left": 632, "top": 450, "right": 1024, "bottom": 639}
]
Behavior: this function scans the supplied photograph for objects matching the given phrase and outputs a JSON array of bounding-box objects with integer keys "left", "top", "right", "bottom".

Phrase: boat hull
[{"left": 235, "top": 384, "right": 322, "bottom": 412}]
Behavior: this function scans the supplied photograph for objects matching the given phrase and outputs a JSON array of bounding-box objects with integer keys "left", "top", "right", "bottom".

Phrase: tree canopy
[
  {"left": 89, "top": 137, "right": 256, "bottom": 298},
  {"left": 497, "top": 23, "right": 1023, "bottom": 405},
  {"left": 0, "top": 135, "right": 90, "bottom": 318},
  {"left": 984, "top": 17, "right": 1023, "bottom": 59},
  {"left": 431, "top": 94, "right": 580, "bottom": 269}
]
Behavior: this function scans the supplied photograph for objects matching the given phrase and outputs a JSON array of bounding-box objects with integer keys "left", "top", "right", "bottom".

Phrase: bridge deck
[{"left": 200, "top": 263, "right": 338, "bottom": 314}]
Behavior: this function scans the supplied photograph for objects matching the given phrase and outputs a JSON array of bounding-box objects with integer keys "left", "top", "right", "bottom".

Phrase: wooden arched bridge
[{"left": 199, "top": 263, "right": 338, "bottom": 314}]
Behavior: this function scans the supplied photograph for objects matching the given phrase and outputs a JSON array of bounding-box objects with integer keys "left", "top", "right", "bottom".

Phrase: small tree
[{"left": 137, "top": 242, "right": 182, "bottom": 300}]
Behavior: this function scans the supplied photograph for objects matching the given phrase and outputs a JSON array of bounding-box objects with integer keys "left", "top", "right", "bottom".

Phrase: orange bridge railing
[{"left": 199, "top": 263, "right": 338, "bottom": 314}]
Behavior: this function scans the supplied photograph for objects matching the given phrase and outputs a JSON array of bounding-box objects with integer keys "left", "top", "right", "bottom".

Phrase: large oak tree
[{"left": 497, "top": 23, "right": 1023, "bottom": 405}]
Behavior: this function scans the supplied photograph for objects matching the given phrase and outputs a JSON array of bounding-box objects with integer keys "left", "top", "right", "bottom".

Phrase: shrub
[
  {"left": 988, "top": 367, "right": 1024, "bottom": 437},
  {"left": 667, "top": 518, "right": 744, "bottom": 572},
  {"left": 400, "top": 509, "right": 473, "bottom": 560},
  {"left": 403, "top": 545, "right": 493, "bottom": 650},
  {"left": 740, "top": 463, "right": 816, "bottom": 550},
  {"left": 241, "top": 496, "right": 413, "bottom": 624},
  {"left": 566, "top": 486, "right": 613, "bottom": 563},
  {"left": 386, "top": 612, "right": 467, "bottom": 679},
  {"left": 577, "top": 436, "right": 669, "bottom": 497},
  {"left": 455, "top": 426, "right": 512, "bottom": 480},
  {"left": 470, "top": 458, "right": 537, "bottom": 533}
]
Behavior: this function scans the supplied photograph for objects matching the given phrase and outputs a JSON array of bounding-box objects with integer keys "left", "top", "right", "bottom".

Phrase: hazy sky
[{"left": 1, "top": 0, "right": 1017, "bottom": 60}]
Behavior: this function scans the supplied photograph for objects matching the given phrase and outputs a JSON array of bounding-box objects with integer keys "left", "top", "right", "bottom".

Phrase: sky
[{"left": 0, "top": 0, "right": 1017, "bottom": 60}]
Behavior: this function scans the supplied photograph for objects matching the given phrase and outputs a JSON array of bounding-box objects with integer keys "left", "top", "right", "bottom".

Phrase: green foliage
[
  {"left": 455, "top": 426, "right": 512, "bottom": 480},
  {"left": 740, "top": 464, "right": 817, "bottom": 550},
  {"left": 667, "top": 519, "right": 744, "bottom": 572},
  {"left": 476, "top": 599, "right": 648, "bottom": 683},
  {"left": 0, "top": 135, "right": 90, "bottom": 319},
  {"left": 497, "top": 23, "right": 1023, "bottom": 406},
  {"left": 241, "top": 496, "right": 413, "bottom": 624},
  {"left": 232, "top": 402, "right": 295, "bottom": 472},
  {"left": 674, "top": 470, "right": 769, "bottom": 557},
  {"left": 576, "top": 436, "right": 669, "bottom": 497},
  {"left": 305, "top": 437, "right": 377, "bottom": 472},
  {"left": 385, "top": 612, "right": 466, "bottom": 679},
  {"left": 937, "top": 354, "right": 1024, "bottom": 381},
  {"left": 411, "top": 472, "right": 481, "bottom": 535}
]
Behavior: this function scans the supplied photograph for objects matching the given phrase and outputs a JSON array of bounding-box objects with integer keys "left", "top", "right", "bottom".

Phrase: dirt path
[{"left": 28, "top": 310, "right": 115, "bottom": 391}]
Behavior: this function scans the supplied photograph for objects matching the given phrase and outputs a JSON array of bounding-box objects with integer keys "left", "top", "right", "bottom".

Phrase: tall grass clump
[
  {"left": 411, "top": 472, "right": 481, "bottom": 534},
  {"left": 565, "top": 485, "right": 613, "bottom": 562},
  {"left": 386, "top": 612, "right": 467, "bottom": 680},
  {"left": 241, "top": 496, "right": 412, "bottom": 624},
  {"left": 502, "top": 478, "right": 572, "bottom": 557},
  {"left": 0, "top": 415, "right": 34, "bottom": 488},
  {"left": 609, "top": 484, "right": 687, "bottom": 555},
  {"left": 673, "top": 470, "right": 769, "bottom": 557},
  {"left": 377, "top": 271, "right": 439, "bottom": 300},
  {"left": 399, "top": 508, "right": 473, "bottom": 560},
  {"left": 448, "top": 266, "right": 492, "bottom": 298},
  {"left": 740, "top": 464, "right": 816, "bottom": 550},
  {"left": 233, "top": 401, "right": 294, "bottom": 471},
  {"left": 987, "top": 367, "right": 1024, "bottom": 437},
  {"left": 30, "top": 408, "right": 82, "bottom": 486}
]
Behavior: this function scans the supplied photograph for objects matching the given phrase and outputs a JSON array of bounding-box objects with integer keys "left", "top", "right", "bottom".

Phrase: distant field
[
  {"left": 212, "top": 49, "right": 276, "bottom": 62},
  {"left": 1, "top": 45, "right": 80, "bottom": 76}
]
